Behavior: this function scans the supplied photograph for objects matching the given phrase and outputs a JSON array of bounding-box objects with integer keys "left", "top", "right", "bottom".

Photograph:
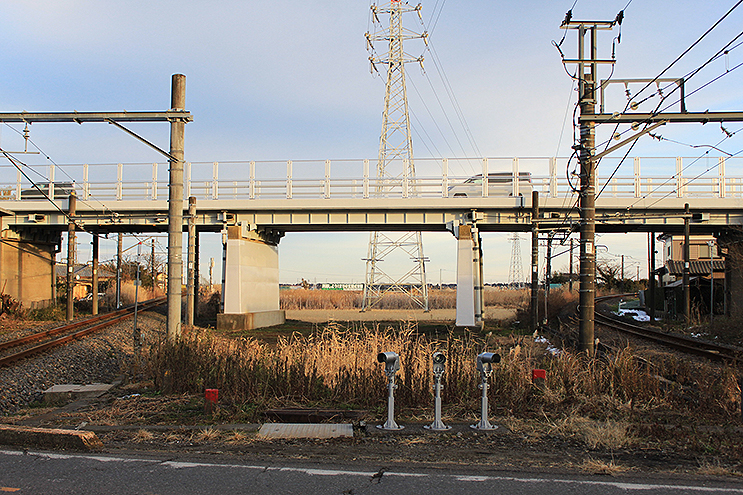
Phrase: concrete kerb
[{"left": 0, "top": 425, "right": 104, "bottom": 451}]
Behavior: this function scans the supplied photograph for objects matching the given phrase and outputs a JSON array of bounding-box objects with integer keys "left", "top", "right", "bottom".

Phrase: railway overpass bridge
[{"left": 2, "top": 156, "right": 743, "bottom": 327}]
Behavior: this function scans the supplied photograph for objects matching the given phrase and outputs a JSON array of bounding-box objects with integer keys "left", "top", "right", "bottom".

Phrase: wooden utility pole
[
  {"left": 530, "top": 191, "right": 539, "bottom": 331},
  {"left": 167, "top": 74, "right": 187, "bottom": 341}
]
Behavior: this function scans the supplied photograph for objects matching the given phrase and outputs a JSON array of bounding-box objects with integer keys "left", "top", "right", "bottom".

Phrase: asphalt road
[{"left": 1, "top": 449, "right": 743, "bottom": 495}]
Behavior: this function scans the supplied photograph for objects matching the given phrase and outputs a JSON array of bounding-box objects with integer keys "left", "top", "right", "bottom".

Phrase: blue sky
[{"left": 0, "top": 1, "right": 741, "bottom": 284}]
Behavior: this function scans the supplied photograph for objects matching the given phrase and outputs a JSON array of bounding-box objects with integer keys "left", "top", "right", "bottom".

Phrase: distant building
[
  {"left": 656, "top": 234, "right": 724, "bottom": 317},
  {"left": 55, "top": 263, "right": 116, "bottom": 300}
]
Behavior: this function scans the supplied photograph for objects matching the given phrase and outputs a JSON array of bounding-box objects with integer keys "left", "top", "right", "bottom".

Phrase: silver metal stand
[
  {"left": 377, "top": 374, "right": 403, "bottom": 430},
  {"left": 424, "top": 374, "right": 450, "bottom": 431}
]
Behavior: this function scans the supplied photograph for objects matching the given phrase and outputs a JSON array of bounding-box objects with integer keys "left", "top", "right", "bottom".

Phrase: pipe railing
[{"left": 2, "top": 157, "right": 742, "bottom": 202}]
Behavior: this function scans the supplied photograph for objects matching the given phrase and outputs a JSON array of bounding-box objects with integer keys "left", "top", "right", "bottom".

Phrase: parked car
[
  {"left": 448, "top": 172, "right": 532, "bottom": 197},
  {"left": 20, "top": 182, "right": 75, "bottom": 200}
]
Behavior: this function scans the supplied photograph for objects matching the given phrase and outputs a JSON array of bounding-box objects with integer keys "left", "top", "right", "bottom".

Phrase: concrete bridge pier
[
  {"left": 216, "top": 223, "right": 285, "bottom": 330},
  {"left": 453, "top": 222, "right": 484, "bottom": 328},
  {"left": 0, "top": 208, "right": 61, "bottom": 310}
]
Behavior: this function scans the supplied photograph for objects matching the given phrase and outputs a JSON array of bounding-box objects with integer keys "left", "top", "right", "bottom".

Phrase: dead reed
[
  {"left": 279, "top": 287, "right": 530, "bottom": 310},
  {"left": 148, "top": 322, "right": 741, "bottom": 423}
]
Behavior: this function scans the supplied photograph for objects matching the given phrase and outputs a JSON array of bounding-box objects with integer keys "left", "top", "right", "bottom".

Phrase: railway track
[
  {"left": 593, "top": 293, "right": 743, "bottom": 364},
  {"left": 0, "top": 297, "right": 166, "bottom": 367}
]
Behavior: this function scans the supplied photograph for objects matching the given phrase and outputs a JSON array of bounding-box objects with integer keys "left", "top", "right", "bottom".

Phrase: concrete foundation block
[{"left": 217, "top": 310, "right": 285, "bottom": 331}]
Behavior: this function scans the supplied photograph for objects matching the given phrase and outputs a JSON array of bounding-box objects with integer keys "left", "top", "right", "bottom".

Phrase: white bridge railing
[{"left": 1, "top": 156, "right": 741, "bottom": 202}]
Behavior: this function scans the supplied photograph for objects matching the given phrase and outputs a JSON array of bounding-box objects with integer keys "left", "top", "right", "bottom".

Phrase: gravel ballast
[{"left": 0, "top": 310, "right": 166, "bottom": 414}]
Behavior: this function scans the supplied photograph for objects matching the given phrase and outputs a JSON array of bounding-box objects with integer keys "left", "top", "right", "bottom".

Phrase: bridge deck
[{"left": 1, "top": 157, "right": 741, "bottom": 234}]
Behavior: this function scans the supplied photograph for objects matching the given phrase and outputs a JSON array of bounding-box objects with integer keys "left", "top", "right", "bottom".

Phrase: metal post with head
[
  {"left": 424, "top": 352, "right": 450, "bottom": 431},
  {"left": 471, "top": 352, "right": 500, "bottom": 430},
  {"left": 377, "top": 351, "right": 403, "bottom": 430}
]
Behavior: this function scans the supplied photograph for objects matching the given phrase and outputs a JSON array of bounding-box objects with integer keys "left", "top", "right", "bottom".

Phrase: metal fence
[{"left": 1, "top": 156, "right": 740, "bottom": 201}]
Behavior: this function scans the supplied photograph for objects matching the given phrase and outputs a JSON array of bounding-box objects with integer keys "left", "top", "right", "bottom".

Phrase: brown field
[{"left": 279, "top": 287, "right": 530, "bottom": 310}]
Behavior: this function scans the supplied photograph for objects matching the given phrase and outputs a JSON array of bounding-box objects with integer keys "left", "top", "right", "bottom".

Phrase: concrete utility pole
[
  {"left": 66, "top": 194, "right": 77, "bottom": 321},
  {"left": 150, "top": 238, "right": 156, "bottom": 289},
  {"left": 195, "top": 231, "right": 200, "bottom": 319},
  {"left": 648, "top": 232, "right": 656, "bottom": 321},
  {"left": 577, "top": 24, "right": 598, "bottom": 357},
  {"left": 167, "top": 74, "right": 186, "bottom": 341},
  {"left": 683, "top": 203, "right": 690, "bottom": 322},
  {"left": 92, "top": 233, "right": 99, "bottom": 316},
  {"left": 186, "top": 196, "right": 196, "bottom": 327},
  {"left": 209, "top": 257, "right": 214, "bottom": 291},
  {"left": 530, "top": 191, "right": 539, "bottom": 332},
  {"left": 116, "top": 233, "right": 123, "bottom": 309},
  {"left": 544, "top": 231, "right": 554, "bottom": 326},
  {"left": 561, "top": 17, "right": 617, "bottom": 357}
]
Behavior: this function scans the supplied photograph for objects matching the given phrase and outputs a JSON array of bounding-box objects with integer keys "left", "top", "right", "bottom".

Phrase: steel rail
[
  {"left": 594, "top": 294, "right": 742, "bottom": 363},
  {"left": 0, "top": 297, "right": 166, "bottom": 367}
]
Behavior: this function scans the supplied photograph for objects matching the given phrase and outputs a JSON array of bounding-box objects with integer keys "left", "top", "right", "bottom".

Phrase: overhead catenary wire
[{"left": 593, "top": 4, "right": 743, "bottom": 199}]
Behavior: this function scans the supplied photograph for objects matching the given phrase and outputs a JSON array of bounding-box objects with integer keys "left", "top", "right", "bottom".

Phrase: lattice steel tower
[
  {"left": 508, "top": 234, "right": 525, "bottom": 288},
  {"left": 362, "top": 1, "right": 429, "bottom": 311}
]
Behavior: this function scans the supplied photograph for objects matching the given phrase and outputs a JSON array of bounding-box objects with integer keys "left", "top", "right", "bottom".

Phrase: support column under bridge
[
  {"left": 216, "top": 223, "right": 285, "bottom": 331},
  {"left": 0, "top": 208, "right": 60, "bottom": 310},
  {"left": 451, "top": 221, "right": 484, "bottom": 328}
]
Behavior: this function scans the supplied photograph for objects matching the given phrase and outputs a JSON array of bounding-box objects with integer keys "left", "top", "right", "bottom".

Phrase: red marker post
[
  {"left": 205, "top": 389, "right": 219, "bottom": 414},
  {"left": 532, "top": 369, "right": 546, "bottom": 391}
]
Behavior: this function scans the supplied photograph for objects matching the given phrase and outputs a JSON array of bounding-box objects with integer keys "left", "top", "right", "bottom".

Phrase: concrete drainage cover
[
  {"left": 43, "top": 384, "right": 113, "bottom": 402},
  {"left": 258, "top": 423, "right": 353, "bottom": 439}
]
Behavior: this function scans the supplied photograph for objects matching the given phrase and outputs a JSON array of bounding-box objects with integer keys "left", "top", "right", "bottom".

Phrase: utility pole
[
  {"left": 92, "top": 233, "right": 99, "bottom": 316},
  {"left": 167, "top": 74, "right": 186, "bottom": 341},
  {"left": 648, "top": 232, "right": 656, "bottom": 320},
  {"left": 362, "top": 1, "right": 429, "bottom": 311},
  {"left": 186, "top": 196, "right": 196, "bottom": 327},
  {"left": 621, "top": 255, "right": 625, "bottom": 282},
  {"left": 544, "top": 231, "right": 554, "bottom": 326},
  {"left": 151, "top": 238, "right": 156, "bottom": 290},
  {"left": 531, "top": 191, "right": 539, "bottom": 332},
  {"left": 209, "top": 257, "right": 214, "bottom": 291},
  {"left": 564, "top": 16, "right": 743, "bottom": 329},
  {"left": 709, "top": 239, "right": 715, "bottom": 322},
  {"left": 683, "top": 203, "right": 690, "bottom": 322},
  {"left": 116, "top": 233, "right": 122, "bottom": 309},
  {"left": 561, "top": 16, "right": 618, "bottom": 357},
  {"left": 66, "top": 194, "right": 77, "bottom": 321}
]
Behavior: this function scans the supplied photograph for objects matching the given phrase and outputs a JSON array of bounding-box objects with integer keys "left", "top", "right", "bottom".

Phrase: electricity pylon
[
  {"left": 508, "top": 234, "right": 524, "bottom": 288},
  {"left": 362, "top": 1, "right": 429, "bottom": 311}
]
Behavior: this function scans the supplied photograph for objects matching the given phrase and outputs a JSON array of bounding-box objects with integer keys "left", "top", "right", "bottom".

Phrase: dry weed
[
  {"left": 578, "top": 419, "right": 633, "bottom": 449},
  {"left": 697, "top": 460, "right": 742, "bottom": 477},
  {"left": 580, "top": 457, "right": 630, "bottom": 475},
  {"left": 133, "top": 429, "right": 154, "bottom": 443},
  {"left": 192, "top": 427, "right": 221, "bottom": 443},
  {"left": 225, "top": 430, "right": 255, "bottom": 445},
  {"left": 149, "top": 323, "right": 740, "bottom": 423}
]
